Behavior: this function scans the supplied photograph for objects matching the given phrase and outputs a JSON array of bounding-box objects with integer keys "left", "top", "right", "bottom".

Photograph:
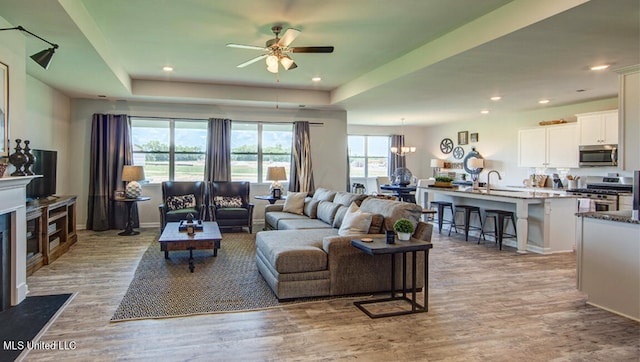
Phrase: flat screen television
[{"left": 26, "top": 149, "right": 57, "bottom": 201}]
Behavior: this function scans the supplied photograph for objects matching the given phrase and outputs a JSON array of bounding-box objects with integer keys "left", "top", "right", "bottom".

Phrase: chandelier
[{"left": 390, "top": 118, "right": 416, "bottom": 156}]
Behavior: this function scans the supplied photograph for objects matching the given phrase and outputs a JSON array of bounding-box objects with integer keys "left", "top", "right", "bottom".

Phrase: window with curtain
[
  {"left": 230, "top": 122, "right": 293, "bottom": 183},
  {"left": 348, "top": 135, "right": 390, "bottom": 178},
  {"left": 131, "top": 118, "right": 208, "bottom": 183}
]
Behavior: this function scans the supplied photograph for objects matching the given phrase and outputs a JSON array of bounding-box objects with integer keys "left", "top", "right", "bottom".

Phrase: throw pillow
[
  {"left": 333, "top": 191, "right": 367, "bottom": 206},
  {"left": 338, "top": 202, "right": 374, "bottom": 236},
  {"left": 303, "top": 198, "right": 320, "bottom": 218},
  {"left": 214, "top": 195, "right": 243, "bottom": 208},
  {"left": 317, "top": 201, "right": 341, "bottom": 225},
  {"left": 166, "top": 194, "right": 197, "bottom": 211},
  {"left": 312, "top": 188, "right": 336, "bottom": 202},
  {"left": 283, "top": 192, "right": 307, "bottom": 215}
]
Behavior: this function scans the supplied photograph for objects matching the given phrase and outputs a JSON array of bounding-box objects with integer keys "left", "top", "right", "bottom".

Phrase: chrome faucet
[{"left": 486, "top": 170, "right": 502, "bottom": 192}]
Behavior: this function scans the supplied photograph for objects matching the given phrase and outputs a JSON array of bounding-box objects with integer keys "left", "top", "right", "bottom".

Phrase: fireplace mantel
[{"left": 0, "top": 175, "right": 39, "bottom": 306}]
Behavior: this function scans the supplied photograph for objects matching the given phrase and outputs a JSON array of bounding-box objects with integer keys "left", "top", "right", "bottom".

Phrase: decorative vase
[
  {"left": 125, "top": 180, "right": 142, "bottom": 198},
  {"left": 8, "top": 139, "right": 27, "bottom": 176},
  {"left": 397, "top": 232, "right": 411, "bottom": 241},
  {"left": 23, "top": 140, "right": 36, "bottom": 175}
]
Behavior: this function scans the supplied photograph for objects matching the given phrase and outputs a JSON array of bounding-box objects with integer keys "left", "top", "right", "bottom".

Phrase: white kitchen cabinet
[
  {"left": 577, "top": 110, "right": 618, "bottom": 145},
  {"left": 518, "top": 123, "right": 578, "bottom": 168},
  {"left": 616, "top": 65, "right": 639, "bottom": 171}
]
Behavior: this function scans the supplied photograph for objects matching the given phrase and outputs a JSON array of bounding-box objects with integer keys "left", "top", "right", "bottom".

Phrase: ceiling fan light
[
  {"left": 266, "top": 55, "right": 278, "bottom": 67},
  {"left": 280, "top": 55, "right": 295, "bottom": 70},
  {"left": 267, "top": 62, "right": 279, "bottom": 73}
]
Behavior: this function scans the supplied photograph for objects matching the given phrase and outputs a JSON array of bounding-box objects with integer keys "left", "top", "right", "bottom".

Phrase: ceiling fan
[{"left": 226, "top": 25, "right": 334, "bottom": 73}]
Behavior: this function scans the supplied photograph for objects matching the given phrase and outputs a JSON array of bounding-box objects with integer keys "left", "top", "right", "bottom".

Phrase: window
[
  {"left": 231, "top": 122, "right": 292, "bottom": 183},
  {"left": 348, "top": 135, "right": 390, "bottom": 178},
  {"left": 131, "top": 118, "right": 207, "bottom": 183}
]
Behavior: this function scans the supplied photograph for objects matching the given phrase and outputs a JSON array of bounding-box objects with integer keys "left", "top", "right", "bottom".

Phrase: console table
[
  {"left": 351, "top": 237, "right": 432, "bottom": 318},
  {"left": 254, "top": 195, "right": 283, "bottom": 205}
]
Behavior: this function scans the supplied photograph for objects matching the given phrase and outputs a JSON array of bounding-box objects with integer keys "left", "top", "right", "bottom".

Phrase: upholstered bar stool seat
[
  {"left": 449, "top": 205, "right": 485, "bottom": 242},
  {"left": 482, "top": 209, "right": 517, "bottom": 250},
  {"left": 430, "top": 201, "right": 456, "bottom": 234}
]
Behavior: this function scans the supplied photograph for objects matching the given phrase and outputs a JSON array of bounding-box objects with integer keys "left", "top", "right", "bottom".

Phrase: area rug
[
  {"left": 0, "top": 293, "right": 74, "bottom": 361},
  {"left": 111, "top": 232, "right": 356, "bottom": 322}
]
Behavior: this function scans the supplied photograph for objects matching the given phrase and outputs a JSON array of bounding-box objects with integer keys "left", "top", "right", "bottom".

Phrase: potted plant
[
  {"left": 393, "top": 218, "right": 414, "bottom": 241},
  {"left": 434, "top": 176, "right": 454, "bottom": 188}
]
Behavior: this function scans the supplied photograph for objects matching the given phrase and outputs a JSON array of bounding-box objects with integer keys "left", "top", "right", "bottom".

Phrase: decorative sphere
[{"left": 393, "top": 167, "right": 413, "bottom": 186}]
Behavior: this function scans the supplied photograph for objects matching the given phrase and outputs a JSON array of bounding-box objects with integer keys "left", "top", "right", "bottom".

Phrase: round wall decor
[
  {"left": 453, "top": 146, "right": 465, "bottom": 159},
  {"left": 440, "top": 138, "right": 454, "bottom": 154}
]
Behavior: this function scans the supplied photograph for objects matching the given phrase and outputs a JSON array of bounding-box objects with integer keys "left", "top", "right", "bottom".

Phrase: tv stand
[{"left": 26, "top": 195, "right": 77, "bottom": 275}]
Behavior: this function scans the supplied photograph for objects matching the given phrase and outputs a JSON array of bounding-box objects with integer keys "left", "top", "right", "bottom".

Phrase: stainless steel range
[{"left": 566, "top": 176, "right": 633, "bottom": 211}]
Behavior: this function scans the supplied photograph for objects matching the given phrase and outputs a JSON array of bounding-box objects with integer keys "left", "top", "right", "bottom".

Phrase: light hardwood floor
[{"left": 21, "top": 228, "right": 639, "bottom": 361}]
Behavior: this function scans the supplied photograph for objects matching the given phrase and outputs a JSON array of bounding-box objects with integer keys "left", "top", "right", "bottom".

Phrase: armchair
[
  {"left": 210, "top": 181, "right": 254, "bottom": 233},
  {"left": 158, "top": 181, "right": 207, "bottom": 231}
]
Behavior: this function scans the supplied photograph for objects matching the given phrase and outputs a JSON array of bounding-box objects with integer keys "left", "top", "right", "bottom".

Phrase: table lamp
[
  {"left": 468, "top": 158, "right": 484, "bottom": 189},
  {"left": 430, "top": 159, "right": 444, "bottom": 177},
  {"left": 122, "top": 165, "right": 145, "bottom": 198},
  {"left": 266, "top": 166, "right": 286, "bottom": 198}
]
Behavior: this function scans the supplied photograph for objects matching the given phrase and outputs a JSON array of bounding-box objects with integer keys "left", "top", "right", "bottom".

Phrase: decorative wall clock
[
  {"left": 453, "top": 146, "right": 465, "bottom": 159},
  {"left": 440, "top": 138, "right": 454, "bottom": 154}
]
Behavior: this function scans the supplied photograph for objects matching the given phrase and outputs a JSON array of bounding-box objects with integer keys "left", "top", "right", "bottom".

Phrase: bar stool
[
  {"left": 430, "top": 201, "right": 456, "bottom": 234},
  {"left": 449, "top": 205, "right": 485, "bottom": 242},
  {"left": 421, "top": 208, "right": 437, "bottom": 222},
  {"left": 482, "top": 209, "right": 517, "bottom": 250}
]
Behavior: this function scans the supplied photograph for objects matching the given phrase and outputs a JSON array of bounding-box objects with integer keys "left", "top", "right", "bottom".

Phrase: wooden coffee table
[{"left": 158, "top": 221, "right": 222, "bottom": 272}]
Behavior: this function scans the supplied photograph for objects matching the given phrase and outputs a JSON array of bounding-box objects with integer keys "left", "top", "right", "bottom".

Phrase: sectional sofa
[{"left": 256, "top": 188, "right": 433, "bottom": 300}]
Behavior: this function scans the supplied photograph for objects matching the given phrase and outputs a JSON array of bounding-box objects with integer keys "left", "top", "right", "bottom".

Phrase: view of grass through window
[
  {"left": 131, "top": 118, "right": 293, "bottom": 183},
  {"left": 348, "top": 135, "right": 390, "bottom": 178},
  {"left": 231, "top": 123, "right": 292, "bottom": 183}
]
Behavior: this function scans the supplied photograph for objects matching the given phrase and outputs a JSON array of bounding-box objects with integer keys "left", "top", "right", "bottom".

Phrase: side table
[
  {"left": 351, "top": 237, "right": 432, "bottom": 318},
  {"left": 114, "top": 196, "right": 150, "bottom": 236},
  {"left": 254, "top": 195, "right": 283, "bottom": 205}
]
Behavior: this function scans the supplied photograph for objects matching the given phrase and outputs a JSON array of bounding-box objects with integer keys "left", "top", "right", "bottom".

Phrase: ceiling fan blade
[
  {"left": 290, "top": 46, "right": 334, "bottom": 53},
  {"left": 278, "top": 28, "right": 301, "bottom": 47},
  {"left": 226, "top": 43, "right": 267, "bottom": 51},
  {"left": 237, "top": 54, "right": 268, "bottom": 68}
]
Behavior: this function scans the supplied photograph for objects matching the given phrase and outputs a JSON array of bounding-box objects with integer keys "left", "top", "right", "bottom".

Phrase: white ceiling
[{"left": 0, "top": 0, "right": 638, "bottom": 126}]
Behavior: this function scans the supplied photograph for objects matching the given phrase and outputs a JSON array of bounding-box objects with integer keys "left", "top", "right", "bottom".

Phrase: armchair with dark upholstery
[
  {"left": 159, "top": 181, "right": 208, "bottom": 231},
  {"left": 210, "top": 181, "right": 254, "bottom": 233}
]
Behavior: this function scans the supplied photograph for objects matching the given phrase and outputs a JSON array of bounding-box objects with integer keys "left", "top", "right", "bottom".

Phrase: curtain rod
[{"left": 128, "top": 115, "right": 323, "bottom": 125}]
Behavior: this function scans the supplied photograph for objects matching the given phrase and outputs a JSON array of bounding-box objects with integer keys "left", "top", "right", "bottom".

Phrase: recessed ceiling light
[
  {"left": 490, "top": 96, "right": 501, "bottom": 101},
  {"left": 480, "top": 110, "right": 490, "bottom": 114},
  {"left": 590, "top": 64, "right": 609, "bottom": 71},
  {"left": 162, "top": 66, "right": 174, "bottom": 72},
  {"left": 538, "top": 99, "right": 550, "bottom": 104},
  {"left": 311, "top": 77, "right": 321, "bottom": 82}
]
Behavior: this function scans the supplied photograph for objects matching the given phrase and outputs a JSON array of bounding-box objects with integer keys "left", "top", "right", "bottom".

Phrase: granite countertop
[
  {"left": 577, "top": 210, "right": 640, "bottom": 224},
  {"left": 427, "top": 186, "right": 578, "bottom": 200}
]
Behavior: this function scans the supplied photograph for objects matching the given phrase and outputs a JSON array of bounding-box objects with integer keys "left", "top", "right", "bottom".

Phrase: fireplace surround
[{"left": 0, "top": 176, "right": 38, "bottom": 310}]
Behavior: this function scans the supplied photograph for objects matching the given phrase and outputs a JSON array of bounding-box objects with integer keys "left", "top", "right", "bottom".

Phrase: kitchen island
[
  {"left": 576, "top": 210, "right": 639, "bottom": 321},
  {"left": 427, "top": 187, "right": 578, "bottom": 254}
]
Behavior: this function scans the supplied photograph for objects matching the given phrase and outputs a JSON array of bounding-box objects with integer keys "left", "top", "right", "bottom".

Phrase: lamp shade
[
  {"left": 30, "top": 47, "right": 56, "bottom": 69},
  {"left": 468, "top": 158, "right": 484, "bottom": 169},
  {"left": 122, "top": 165, "right": 145, "bottom": 181},
  {"left": 430, "top": 159, "right": 445, "bottom": 168},
  {"left": 266, "top": 166, "right": 286, "bottom": 181}
]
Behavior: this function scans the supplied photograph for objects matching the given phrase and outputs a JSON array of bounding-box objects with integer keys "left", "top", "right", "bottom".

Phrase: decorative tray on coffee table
[{"left": 178, "top": 220, "right": 204, "bottom": 232}]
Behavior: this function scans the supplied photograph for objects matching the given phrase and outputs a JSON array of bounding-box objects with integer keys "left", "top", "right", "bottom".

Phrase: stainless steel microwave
[{"left": 579, "top": 144, "right": 617, "bottom": 167}]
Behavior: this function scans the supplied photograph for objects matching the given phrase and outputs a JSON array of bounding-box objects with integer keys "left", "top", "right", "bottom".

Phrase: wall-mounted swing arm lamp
[{"left": 0, "top": 25, "right": 59, "bottom": 69}]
